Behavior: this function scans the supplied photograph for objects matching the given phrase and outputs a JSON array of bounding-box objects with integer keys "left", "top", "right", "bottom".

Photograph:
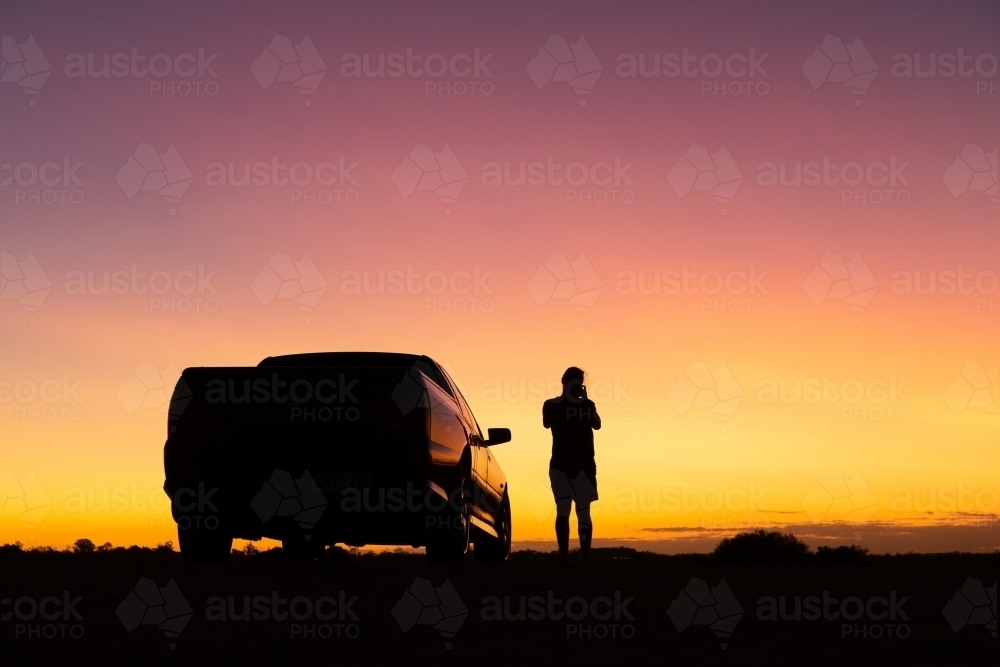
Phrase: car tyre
[
  {"left": 178, "top": 524, "right": 232, "bottom": 564},
  {"left": 475, "top": 493, "right": 511, "bottom": 562},
  {"left": 425, "top": 470, "right": 471, "bottom": 562}
]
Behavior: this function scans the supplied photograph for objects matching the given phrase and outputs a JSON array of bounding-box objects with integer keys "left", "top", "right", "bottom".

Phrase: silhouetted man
[{"left": 543, "top": 367, "right": 601, "bottom": 565}]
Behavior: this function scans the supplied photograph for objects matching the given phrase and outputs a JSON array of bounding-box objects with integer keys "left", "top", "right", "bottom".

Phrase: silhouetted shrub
[
  {"left": 713, "top": 530, "right": 812, "bottom": 565},
  {"left": 815, "top": 545, "right": 870, "bottom": 566},
  {"left": 318, "top": 545, "right": 350, "bottom": 561},
  {"left": 585, "top": 547, "right": 642, "bottom": 563},
  {"left": 0, "top": 542, "right": 24, "bottom": 554}
]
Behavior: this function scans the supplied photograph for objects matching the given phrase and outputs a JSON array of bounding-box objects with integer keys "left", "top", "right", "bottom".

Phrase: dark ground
[{"left": 1, "top": 547, "right": 996, "bottom": 666}]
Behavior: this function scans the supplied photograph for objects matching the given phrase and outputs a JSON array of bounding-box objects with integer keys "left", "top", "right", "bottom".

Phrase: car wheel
[
  {"left": 475, "top": 494, "right": 511, "bottom": 562},
  {"left": 425, "top": 471, "right": 471, "bottom": 562},
  {"left": 178, "top": 524, "right": 232, "bottom": 564}
]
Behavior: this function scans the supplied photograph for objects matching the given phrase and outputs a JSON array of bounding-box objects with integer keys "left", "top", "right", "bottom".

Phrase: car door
[
  {"left": 483, "top": 447, "right": 506, "bottom": 499},
  {"left": 437, "top": 366, "right": 501, "bottom": 515}
]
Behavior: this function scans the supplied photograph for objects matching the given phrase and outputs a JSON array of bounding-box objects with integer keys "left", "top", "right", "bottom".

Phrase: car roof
[{"left": 258, "top": 351, "right": 432, "bottom": 367}]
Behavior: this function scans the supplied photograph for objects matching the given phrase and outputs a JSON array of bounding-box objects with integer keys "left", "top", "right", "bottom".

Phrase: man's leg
[
  {"left": 576, "top": 501, "right": 592, "bottom": 563},
  {"left": 555, "top": 498, "right": 572, "bottom": 564}
]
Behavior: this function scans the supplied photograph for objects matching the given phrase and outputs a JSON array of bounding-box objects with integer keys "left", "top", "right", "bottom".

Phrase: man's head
[{"left": 561, "top": 366, "right": 586, "bottom": 398}]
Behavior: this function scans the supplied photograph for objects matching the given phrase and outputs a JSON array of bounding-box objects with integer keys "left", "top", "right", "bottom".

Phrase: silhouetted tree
[
  {"left": 713, "top": 530, "right": 812, "bottom": 565},
  {"left": 73, "top": 538, "right": 96, "bottom": 554},
  {"left": 815, "top": 545, "right": 870, "bottom": 566}
]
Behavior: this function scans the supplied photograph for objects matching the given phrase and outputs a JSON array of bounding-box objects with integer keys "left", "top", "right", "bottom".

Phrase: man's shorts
[{"left": 549, "top": 464, "right": 598, "bottom": 504}]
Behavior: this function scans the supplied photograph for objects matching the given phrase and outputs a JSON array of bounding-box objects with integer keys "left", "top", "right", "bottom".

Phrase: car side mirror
[{"left": 485, "top": 428, "right": 511, "bottom": 446}]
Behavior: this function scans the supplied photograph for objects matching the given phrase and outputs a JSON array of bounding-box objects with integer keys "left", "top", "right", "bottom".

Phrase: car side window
[
  {"left": 439, "top": 367, "right": 483, "bottom": 440},
  {"left": 428, "top": 385, "right": 467, "bottom": 449},
  {"left": 413, "top": 358, "right": 453, "bottom": 397},
  {"left": 458, "top": 390, "right": 483, "bottom": 440}
]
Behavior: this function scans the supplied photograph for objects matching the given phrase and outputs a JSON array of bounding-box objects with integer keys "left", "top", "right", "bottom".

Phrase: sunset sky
[{"left": 1, "top": 0, "right": 997, "bottom": 553}]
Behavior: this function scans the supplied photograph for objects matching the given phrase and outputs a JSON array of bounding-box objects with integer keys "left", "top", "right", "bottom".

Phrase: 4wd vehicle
[{"left": 163, "top": 352, "right": 512, "bottom": 563}]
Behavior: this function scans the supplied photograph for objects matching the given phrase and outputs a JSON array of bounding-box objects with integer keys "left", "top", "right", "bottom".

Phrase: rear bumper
[{"left": 165, "top": 473, "right": 462, "bottom": 547}]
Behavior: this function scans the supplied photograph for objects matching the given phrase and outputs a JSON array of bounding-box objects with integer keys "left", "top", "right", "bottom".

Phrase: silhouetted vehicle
[{"left": 163, "top": 352, "right": 512, "bottom": 563}]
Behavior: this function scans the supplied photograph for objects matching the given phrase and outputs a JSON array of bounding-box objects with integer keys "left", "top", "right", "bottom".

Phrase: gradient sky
[{"left": 1, "top": 0, "right": 997, "bottom": 553}]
